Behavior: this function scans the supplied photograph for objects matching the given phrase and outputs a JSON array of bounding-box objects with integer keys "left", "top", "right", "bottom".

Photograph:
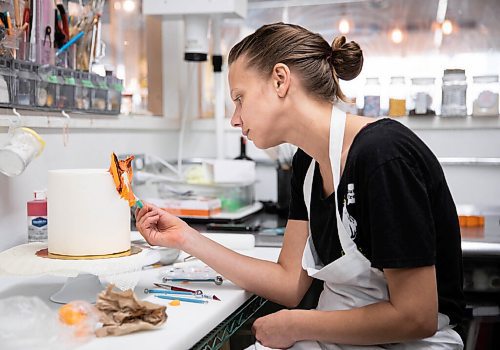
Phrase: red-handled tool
[{"left": 153, "top": 283, "right": 221, "bottom": 301}]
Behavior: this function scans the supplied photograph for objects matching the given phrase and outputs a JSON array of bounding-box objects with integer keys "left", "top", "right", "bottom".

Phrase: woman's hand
[
  {"left": 134, "top": 203, "right": 194, "bottom": 249},
  {"left": 252, "top": 309, "right": 297, "bottom": 349}
]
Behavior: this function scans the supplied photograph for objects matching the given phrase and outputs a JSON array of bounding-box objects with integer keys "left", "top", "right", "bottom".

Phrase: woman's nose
[{"left": 231, "top": 109, "right": 242, "bottom": 128}]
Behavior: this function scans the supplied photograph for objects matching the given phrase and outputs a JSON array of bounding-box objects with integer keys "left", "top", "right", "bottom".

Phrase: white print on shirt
[
  {"left": 347, "top": 183, "right": 355, "bottom": 204},
  {"left": 342, "top": 183, "right": 358, "bottom": 239}
]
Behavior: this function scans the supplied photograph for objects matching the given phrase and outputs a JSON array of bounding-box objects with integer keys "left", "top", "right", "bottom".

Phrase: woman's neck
[{"left": 285, "top": 100, "right": 375, "bottom": 176}]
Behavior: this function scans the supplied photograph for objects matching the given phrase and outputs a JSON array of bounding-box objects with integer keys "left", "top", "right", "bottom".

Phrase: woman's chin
[{"left": 253, "top": 138, "right": 279, "bottom": 150}]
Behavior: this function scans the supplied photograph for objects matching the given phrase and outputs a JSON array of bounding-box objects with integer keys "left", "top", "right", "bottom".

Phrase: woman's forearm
[
  {"left": 290, "top": 301, "right": 437, "bottom": 345},
  {"left": 181, "top": 227, "right": 311, "bottom": 307}
]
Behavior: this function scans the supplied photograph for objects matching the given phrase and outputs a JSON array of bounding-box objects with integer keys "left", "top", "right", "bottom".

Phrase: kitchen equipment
[{"left": 0, "top": 127, "right": 45, "bottom": 176}]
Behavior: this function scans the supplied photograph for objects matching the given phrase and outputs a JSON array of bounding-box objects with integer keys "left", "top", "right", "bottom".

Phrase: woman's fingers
[
  {"left": 142, "top": 212, "right": 160, "bottom": 229},
  {"left": 137, "top": 208, "right": 159, "bottom": 228}
]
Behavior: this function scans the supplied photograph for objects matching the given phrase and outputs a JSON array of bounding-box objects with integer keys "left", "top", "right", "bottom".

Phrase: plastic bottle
[
  {"left": 472, "top": 75, "right": 499, "bottom": 117},
  {"left": 388, "top": 76, "right": 407, "bottom": 117},
  {"left": 27, "top": 190, "right": 48, "bottom": 242},
  {"left": 363, "top": 77, "right": 381, "bottom": 117},
  {"left": 409, "top": 77, "right": 437, "bottom": 116},
  {"left": 441, "top": 69, "right": 467, "bottom": 117}
]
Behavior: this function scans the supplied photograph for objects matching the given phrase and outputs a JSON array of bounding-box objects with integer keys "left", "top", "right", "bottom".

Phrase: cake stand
[{"left": 0, "top": 243, "right": 161, "bottom": 304}]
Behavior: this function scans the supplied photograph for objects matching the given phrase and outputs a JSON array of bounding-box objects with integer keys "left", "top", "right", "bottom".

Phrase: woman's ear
[{"left": 272, "top": 63, "right": 291, "bottom": 98}]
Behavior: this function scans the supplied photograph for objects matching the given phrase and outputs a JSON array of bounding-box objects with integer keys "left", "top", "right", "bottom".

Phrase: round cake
[{"left": 48, "top": 169, "right": 131, "bottom": 257}]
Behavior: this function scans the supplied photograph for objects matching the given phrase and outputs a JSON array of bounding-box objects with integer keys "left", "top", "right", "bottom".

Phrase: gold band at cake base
[{"left": 37, "top": 246, "right": 142, "bottom": 260}]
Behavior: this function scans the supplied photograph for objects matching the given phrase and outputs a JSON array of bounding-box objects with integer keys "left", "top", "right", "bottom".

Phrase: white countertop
[{"left": 0, "top": 247, "right": 281, "bottom": 350}]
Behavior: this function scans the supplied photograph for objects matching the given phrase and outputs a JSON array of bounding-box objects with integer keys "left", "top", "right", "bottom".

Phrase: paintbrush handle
[
  {"left": 144, "top": 288, "right": 193, "bottom": 296},
  {"left": 155, "top": 295, "right": 207, "bottom": 304}
]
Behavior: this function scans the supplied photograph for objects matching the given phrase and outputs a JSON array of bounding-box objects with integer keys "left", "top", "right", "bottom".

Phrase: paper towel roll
[{"left": 202, "top": 233, "right": 255, "bottom": 250}]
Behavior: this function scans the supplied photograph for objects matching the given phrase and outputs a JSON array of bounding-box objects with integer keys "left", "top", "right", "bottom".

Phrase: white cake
[{"left": 48, "top": 169, "right": 131, "bottom": 257}]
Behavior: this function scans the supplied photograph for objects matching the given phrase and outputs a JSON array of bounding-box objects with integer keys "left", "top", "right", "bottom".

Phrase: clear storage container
[
  {"left": 106, "top": 72, "right": 123, "bottom": 115},
  {"left": 157, "top": 182, "right": 255, "bottom": 213},
  {"left": 75, "top": 71, "right": 93, "bottom": 112},
  {"left": 13, "top": 60, "right": 39, "bottom": 107},
  {"left": 57, "top": 68, "right": 76, "bottom": 110},
  {"left": 388, "top": 76, "right": 407, "bottom": 117},
  {"left": 91, "top": 73, "right": 108, "bottom": 112},
  {"left": 36, "top": 65, "right": 60, "bottom": 110},
  {"left": 471, "top": 75, "right": 499, "bottom": 117},
  {"left": 441, "top": 69, "right": 467, "bottom": 117},
  {"left": 409, "top": 77, "right": 437, "bottom": 116},
  {"left": 363, "top": 77, "right": 380, "bottom": 117},
  {"left": 0, "top": 57, "right": 14, "bottom": 107}
]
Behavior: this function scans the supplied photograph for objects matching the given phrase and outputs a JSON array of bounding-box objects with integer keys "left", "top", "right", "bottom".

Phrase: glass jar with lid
[
  {"left": 388, "top": 76, "right": 407, "bottom": 117},
  {"left": 441, "top": 69, "right": 467, "bottom": 117},
  {"left": 363, "top": 77, "right": 380, "bottom": 117},
  {"left": 471, "top": 75, "right": 499, "bottom": 117},
  {"left": 409, "top": 77, "right": 437, "bottom": 116}
]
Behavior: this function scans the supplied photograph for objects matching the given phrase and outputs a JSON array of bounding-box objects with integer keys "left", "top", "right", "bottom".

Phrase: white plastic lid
[
  {"left": 34, "top": 190, "right": 47, "bottom": 200},
  {"left": 411, "top": 77, "right": 435, "bottom": 85},
  {"left": 390, "top": 76, "right": 406, "bottom": 84},
  {"left": 473, "top": 75, "right": 499, "bottom": 83},
  {"left": 366, "top": 77, "right": 380, "bottom": 84},
  {"left": 443, "top": 69, "right": 466, "bottom": 81}
]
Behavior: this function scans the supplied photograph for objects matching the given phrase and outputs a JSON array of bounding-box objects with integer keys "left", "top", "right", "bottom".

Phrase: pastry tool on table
[
  {"left": 144, "top": 288, "right": 194, "bottom": 296},
  {"left": 155, "top": 295, "right": 208, "bottom": 304},
  {"left": 153, "top": 283, "right": 221, "bottom": 301},
  {"left": 162, "top": 275, "right": 224, "bottom": 285}
]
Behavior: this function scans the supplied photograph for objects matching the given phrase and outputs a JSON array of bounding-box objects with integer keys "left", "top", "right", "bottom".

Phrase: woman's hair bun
[{"left": 330, "top": 35, "right": 363, "bottom": 81}]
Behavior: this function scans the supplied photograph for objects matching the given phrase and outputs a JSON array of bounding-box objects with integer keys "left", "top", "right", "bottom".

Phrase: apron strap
[
  {"left": 329, "top": 107, "right": 358, "bottom": 253},
  {"left": 330, "top": 106, "right": 346, "bottom": 191}
]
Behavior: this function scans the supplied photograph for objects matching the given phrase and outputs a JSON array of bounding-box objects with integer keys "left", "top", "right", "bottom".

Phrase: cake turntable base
[{"left": 0, "top": 243, "right": 161, "bottom": 304}]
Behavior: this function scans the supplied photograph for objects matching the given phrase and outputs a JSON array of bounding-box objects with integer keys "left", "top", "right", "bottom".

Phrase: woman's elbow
[
  {"left": 275, "top": 288, "right": 306, "bottom": 309},
  {"left": 411, "top": 313, "right": 438, "bottom": 339},
  {"left": 279, "top": 295, "right": 302, "bottom": 309}
]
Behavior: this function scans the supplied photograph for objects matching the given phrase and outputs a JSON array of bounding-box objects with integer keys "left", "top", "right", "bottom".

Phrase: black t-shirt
[{"left": 289, "top": 118, "right": 465, "bottom": 326}]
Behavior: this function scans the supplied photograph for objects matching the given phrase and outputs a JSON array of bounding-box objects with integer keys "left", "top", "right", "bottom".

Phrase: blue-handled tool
[
  {"left": 144, "top": 288, "right": 192, "bottom": 296},
  {"left": 154, "top": 295, "right": 208, "bottom": 304},
  {"left": 56, "top": 31, "right": 84, "bottom": 57}
]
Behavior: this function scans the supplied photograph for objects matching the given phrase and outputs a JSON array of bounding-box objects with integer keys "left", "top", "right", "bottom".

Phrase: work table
[{"left": 0, "top": 246, "right": 280, "bottom": 349}]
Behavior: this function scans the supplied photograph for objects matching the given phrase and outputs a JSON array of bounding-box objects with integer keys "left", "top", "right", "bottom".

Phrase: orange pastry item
[{"left": 59, "top": 303, "right": 86, "bottom": 325}]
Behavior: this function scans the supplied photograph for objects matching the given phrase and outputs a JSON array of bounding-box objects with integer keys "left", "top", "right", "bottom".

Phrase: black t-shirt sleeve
[
  {"left": 288, "top": 150, "right": 309, "bottom": 221},
  {"left": 366, "top": 158, "right": 436, "bottom": 268}
]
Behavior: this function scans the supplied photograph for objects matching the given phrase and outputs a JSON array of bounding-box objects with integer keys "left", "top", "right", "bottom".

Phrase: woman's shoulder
[
  {"left": 351, "top": 118, "right": 441, "bottom": 179},
  {"left": 290, "top": 148, "right": 313, "bottom": 181},
  {"left": 353, "top": 118, "right": 428, "bottom": 162}
]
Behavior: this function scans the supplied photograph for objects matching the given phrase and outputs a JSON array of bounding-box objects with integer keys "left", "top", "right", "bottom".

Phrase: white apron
[{"left": 250, "top": 106, "right": 463, "bottom": 350}]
